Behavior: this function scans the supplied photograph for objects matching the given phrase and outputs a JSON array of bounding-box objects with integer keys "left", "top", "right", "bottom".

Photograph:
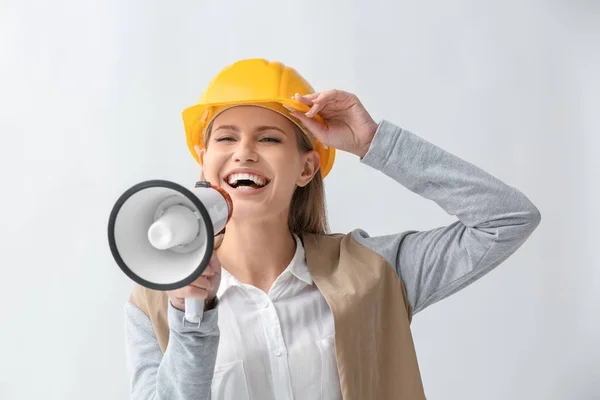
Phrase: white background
[{"left": 1, "top": 0, "right": 598, "bottom": 399}]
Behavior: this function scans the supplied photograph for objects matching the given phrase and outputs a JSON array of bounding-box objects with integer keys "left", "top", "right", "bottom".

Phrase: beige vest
[{"left": 130, "top": 232, "right": 427, "bottom": 399}]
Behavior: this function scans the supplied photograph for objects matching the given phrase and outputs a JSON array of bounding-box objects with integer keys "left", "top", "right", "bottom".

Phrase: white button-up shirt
[{"left": 212, "top": 235, "right": 342, "bottom": 400}]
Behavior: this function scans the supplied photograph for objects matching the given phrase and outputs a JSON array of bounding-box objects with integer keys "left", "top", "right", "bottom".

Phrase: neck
[{"left": 217, "top": 213, "right": 297, "bottom": 293}]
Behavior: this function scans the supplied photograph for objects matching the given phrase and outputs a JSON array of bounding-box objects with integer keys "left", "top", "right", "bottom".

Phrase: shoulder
[
  {"left": 304, "top": 229, "right": 414, "bottom": 268},
  {"left": 300, "top": 231, "right": 357, "bottom": 250},
  {"left": 301, "top": 229, "right": 382, "bottom": 245},
  {"left": 129, "top": 284, "right": 169, "bottom": 316},
  {"left": 302, "top": 229, "right": 391, "bottom": 258},
  {"left": 303, "top": 229, "right": 401, "bottom": 246}
]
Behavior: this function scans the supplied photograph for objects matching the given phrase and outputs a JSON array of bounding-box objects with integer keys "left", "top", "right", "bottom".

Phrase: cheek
[
  {"left": 273, "top": 153, "right": 304, "bottom": 186},
  {"left": 200, "top": 152, "right": 223, "bottom": 182}
]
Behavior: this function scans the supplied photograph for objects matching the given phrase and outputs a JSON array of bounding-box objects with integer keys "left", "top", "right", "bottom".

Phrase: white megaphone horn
[{"left": 108, "top": 180, "right": 232, "bottom": 324}]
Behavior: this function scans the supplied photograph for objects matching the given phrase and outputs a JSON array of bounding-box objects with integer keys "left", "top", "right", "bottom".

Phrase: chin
[
  {"left": 230, "top": 206, "right": 277, "bottom": 223},
  {"left": 220, "top": 180, "right": 291, "bottom": 221},
  {"left": 229, "top": 198, "right": 289, "bottom": 224}
]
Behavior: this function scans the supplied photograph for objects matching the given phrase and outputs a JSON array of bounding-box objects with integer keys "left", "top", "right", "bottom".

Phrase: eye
[
  {"left": 259, "top": 137, "right": 282, "bottom": 143},
  {"left": 215, "top": 136, "right": 235, "bottom": 142}
]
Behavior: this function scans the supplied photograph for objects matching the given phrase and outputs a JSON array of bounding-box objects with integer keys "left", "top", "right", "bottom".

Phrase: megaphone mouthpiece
[{"left": 148, "top": 205, "right": 200, "bottom": 250}]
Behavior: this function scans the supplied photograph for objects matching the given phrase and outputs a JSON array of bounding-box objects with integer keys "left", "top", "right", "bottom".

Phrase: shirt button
[
  {"left": 275, "top": 350, "right": 282, "bottom": 357},
  {"left": 263, "top": 301, "right": 269, "bottom": 308}
]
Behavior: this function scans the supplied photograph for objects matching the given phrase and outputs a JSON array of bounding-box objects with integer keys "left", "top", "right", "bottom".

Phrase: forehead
[{"left": 212, "top": 105, "right": 295, "bottom": 131}]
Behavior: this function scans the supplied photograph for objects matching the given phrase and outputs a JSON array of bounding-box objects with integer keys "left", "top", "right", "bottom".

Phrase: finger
[
  {"left": 202, "top": 255, "right": 222, "bottom": 277},
  {"left": 207, "top": 234, "right": 223, "bottom": 273},
  {"left": 282, "top": 104, "right": 328, "bottom": 138},
  {"left": 310, "top": 89, "right": 339, "bottom": 104},
  {"left": 169, "top": 295, "right": 185, "bottom": 307},
  {"left": 288, "top": 111, "right": 329, "bottom": 142},
  {"left": 202, "top": 265, "right": 215, "bottom": 277},
  {"left": 299, "top": 92, "right": 320, "bottom": 100},
  {"left": 214, "top": 233, "right": 224, "bottom": 249},
  {"left": 167, "top": 291, "right": 186, "bottom": 309},
  {"left": 284, "top": 101, "right": 325, "bottom": 124},
  {"left": 208, "top": 253, "right": 222, "bottom": 275},
  {"left": 293, "top": 92, "right": 317, "bottom": 105},
  {"left": 303, "top": 90, "right": 339, "bottom": 118},
  {"left": 189, "top": 276, "right": 212, "bottom": 291},
  {"left": 305, "top": 102, "right": 326, "bottom": 118},
  {"left": 178, "top": 285, "right": 209, "bottom": 300}
]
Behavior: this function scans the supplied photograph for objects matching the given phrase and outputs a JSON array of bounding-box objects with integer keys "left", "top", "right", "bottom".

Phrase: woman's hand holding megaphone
[{"left": 167, "top": 234, "right": 224, "bottom": 312}]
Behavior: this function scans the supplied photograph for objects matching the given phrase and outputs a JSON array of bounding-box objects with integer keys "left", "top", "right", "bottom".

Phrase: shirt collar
[
  {"left": 216, "top": 234, "right": 312, "bottom": 299},
  {"left": 289, "top": 234, "right": 313, "bottom": 285}
]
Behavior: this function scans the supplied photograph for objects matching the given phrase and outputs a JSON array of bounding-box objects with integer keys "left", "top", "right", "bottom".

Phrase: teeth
[{"left": 227, "top": 173, "right": 267, "bottom": 187}]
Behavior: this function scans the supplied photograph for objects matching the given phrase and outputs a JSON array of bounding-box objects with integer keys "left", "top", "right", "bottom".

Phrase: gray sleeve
[
  {"left": 353, "top": 120, "right": 541, "bottom": 315},
  {"left": 124, "top": 301, "right": 219, "bottom": 399}
]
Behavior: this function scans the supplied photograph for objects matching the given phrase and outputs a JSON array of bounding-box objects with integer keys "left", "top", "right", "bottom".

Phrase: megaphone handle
[{"left": 184, "top": 297, "right": 204, "bottom": 324}]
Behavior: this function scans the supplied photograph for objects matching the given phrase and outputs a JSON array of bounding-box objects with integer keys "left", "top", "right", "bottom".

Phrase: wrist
[{"left": 355, "top": 121, "right": 378, "bottom": 158}]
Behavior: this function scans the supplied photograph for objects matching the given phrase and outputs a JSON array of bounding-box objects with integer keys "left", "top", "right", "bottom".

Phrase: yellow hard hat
[{"left": 182, "top": 58, "right": 336, "bottom": 178}]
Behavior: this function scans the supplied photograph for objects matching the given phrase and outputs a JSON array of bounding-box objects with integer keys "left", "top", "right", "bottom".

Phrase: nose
[{"left": 232, "top": 139, "right": 258, "bottom": 163}]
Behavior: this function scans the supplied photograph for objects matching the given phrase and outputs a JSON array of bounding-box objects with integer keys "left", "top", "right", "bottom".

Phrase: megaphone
[{"left": 107, "top": 180, "right": 232, "bottom": 324}]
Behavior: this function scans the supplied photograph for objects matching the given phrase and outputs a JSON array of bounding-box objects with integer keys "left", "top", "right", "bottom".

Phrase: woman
[{"left": 124, "top": 59, "right": 541, "bottom": 400}]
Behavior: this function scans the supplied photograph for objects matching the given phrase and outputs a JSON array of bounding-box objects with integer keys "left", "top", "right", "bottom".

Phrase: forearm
[
  {"left": 356, "top": 120, "right": 541, "bottom": 313},
  {"left": 362, "top": 120, "right": 541, "bottom": 232},
  {"left": 125, "top": 302, "right": 219, "bottom": 399}
]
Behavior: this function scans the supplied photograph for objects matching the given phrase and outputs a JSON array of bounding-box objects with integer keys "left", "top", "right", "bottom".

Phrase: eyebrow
[{"left": 213, "top": 125, "right": 288, "bottom": 136}]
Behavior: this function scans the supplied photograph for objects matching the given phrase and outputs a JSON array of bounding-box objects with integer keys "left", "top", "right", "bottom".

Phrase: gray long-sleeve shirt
[{"left": 124, "top": 119, "right": 541, "bottom": 399}]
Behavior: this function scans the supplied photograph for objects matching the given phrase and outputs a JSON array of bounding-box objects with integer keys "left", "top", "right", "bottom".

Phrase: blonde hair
[
  {"left": 288, "top": 123, "right": 329, "bottom": 235},
  {"left": 201, "top": 117, "right": 329, "bottom": 236}
]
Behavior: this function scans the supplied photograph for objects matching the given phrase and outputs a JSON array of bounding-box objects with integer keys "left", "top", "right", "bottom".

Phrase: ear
[
  {"left": 296, "top": 150, "right": 321, "bottom": 187},
  {"left": 194, "top": 145, "right": 206, "bottom": 166}
]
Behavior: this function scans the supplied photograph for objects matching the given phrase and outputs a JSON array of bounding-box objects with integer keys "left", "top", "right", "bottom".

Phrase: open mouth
[{"left": 225, "top": 173, "right": 270, "bottom": 190}]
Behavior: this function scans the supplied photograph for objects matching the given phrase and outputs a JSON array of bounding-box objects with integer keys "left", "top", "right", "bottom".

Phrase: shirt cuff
[
  {"left": 360, "top": 119, "right": 404, "bottom": 167},
  {"left": 168, "top": 300, "right": 219, "bottom": 335}
]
